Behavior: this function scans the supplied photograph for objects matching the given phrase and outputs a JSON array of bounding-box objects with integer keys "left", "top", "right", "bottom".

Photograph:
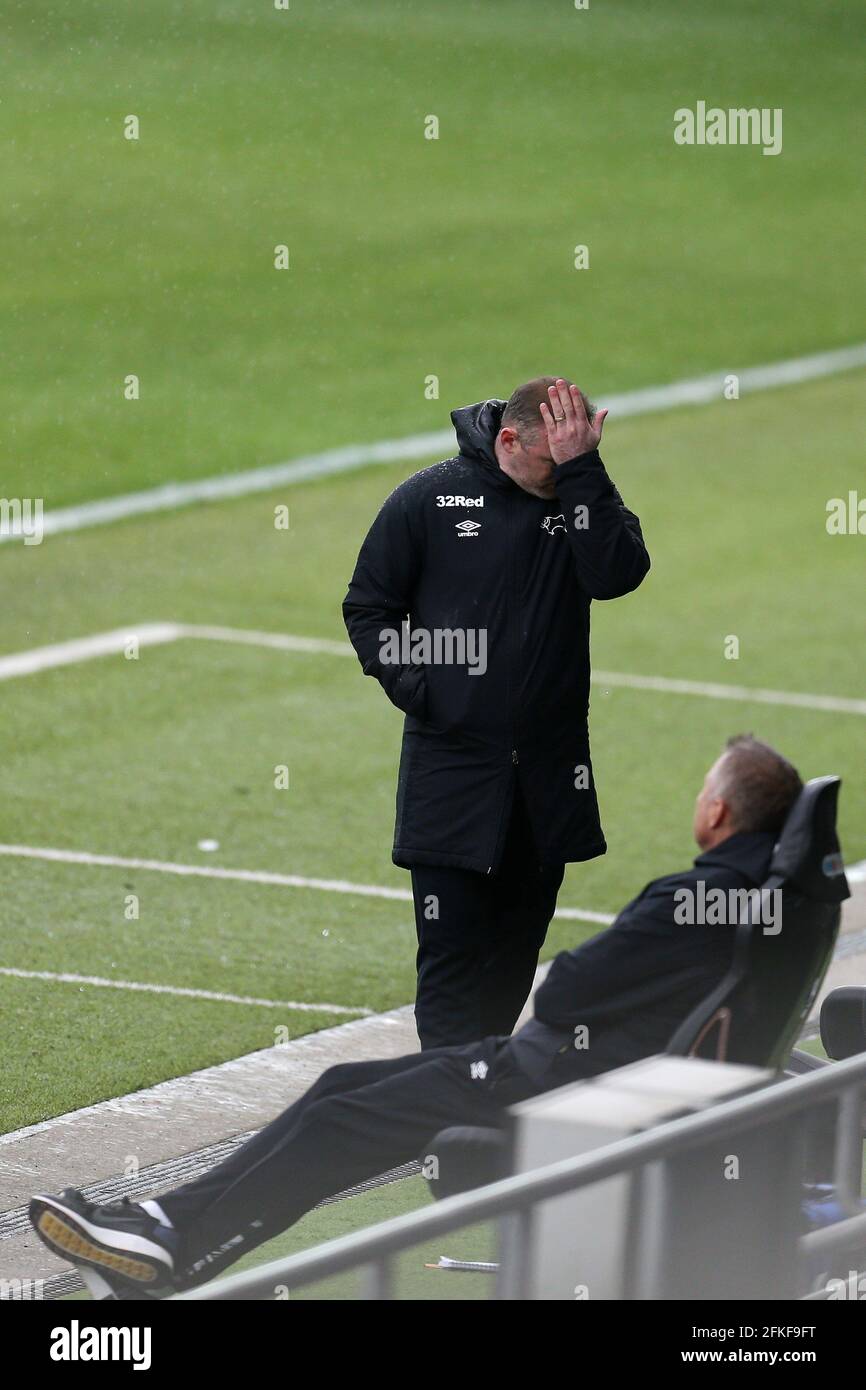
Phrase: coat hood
[{"left": 450, "top": 398, "right": 508, "bottom": 478}]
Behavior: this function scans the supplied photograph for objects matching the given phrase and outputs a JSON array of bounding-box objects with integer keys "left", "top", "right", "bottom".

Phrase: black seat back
[
  {"left": 425, "top": 1126, "right": 508, "bottom": 1201},
  {"left": 667, "top": 777, "right": 849, "bottom": 1068},
  {"left": 821, "top": 987, "right": 866, "bottom": 1060}
]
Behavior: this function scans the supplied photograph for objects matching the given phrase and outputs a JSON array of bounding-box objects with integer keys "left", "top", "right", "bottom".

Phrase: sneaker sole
[{"left": 30, "top": 1197, "right": 170, "bottom": 1286}]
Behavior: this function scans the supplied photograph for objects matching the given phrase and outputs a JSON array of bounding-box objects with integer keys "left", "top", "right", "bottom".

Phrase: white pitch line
[
  {"left": 0, "top": 966, "right": 371, "bottom": 1016},
  {"left": 181, "top": 623, "right": 353, "bottom": 658},
  {"left": 0, "top": 843, "right": 614, "bottom": 926},
  {"left": 0, "top": 624, "right": 350, "bottom": 684},
  {"left": 2, "top": 621, "right": 864, "bottom": 719},
  {"left": 592, "top": 669, "right": 866, "bottom": 718},
  {"left": 1, "top": 432, "right": 456, "bottom": 544},
  {"left": 2, "top": 342, "right": 865, "bottom": 543},
  {"left": 556, "top": 906, "right": 615, "bottom": 925},
  {"left": 4, "top": 838, "right": 862, "bottom": 918},
  {"left": 0, "top": 843, "right": 413, "bottom": 901},
  {"left": 186, "top": 627, "right": 866, "bottom": 720},
  {"left": 0, "top": 624, "right": 184, "bottom": 682}
]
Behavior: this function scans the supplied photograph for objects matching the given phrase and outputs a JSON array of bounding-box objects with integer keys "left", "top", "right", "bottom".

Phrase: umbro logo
[
  {"left": 455, "top": 519, "right": 481, "bottom": 538},
  {"left": 541, "top": 513, "right": 566, "bottom": 536}
]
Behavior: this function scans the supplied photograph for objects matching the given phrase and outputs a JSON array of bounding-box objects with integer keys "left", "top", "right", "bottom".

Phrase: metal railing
[{"left": 180, "top": 1049, "right": 866, "bottom": 1301}]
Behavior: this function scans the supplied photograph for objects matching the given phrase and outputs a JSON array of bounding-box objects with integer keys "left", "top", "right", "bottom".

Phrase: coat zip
[{"left": 487, "top": 496, "right": 520, "bottom": 871}]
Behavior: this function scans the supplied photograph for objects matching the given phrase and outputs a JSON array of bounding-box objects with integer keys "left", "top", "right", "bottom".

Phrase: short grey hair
[{"left": 712, "top": 734, "right": 803, "bottom": 835}]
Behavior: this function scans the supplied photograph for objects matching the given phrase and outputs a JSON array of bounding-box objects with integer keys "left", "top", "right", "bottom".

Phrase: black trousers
[
  {"left": 410, "top": 790, "right": 565, "bottom": 1049},
  {"left": 160, "top": 1038, "right": 537, "bottom": 1292}
]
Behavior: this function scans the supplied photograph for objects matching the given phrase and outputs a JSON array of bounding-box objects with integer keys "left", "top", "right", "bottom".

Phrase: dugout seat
[
  {"left": 427, "top": 776, "right": 850, "bottom": 1200},
  {"left": 819, "top": 986, "right": 866, "bottom": 1061},
  {"left": 790, "top": 986, "right": 866, "bottom": 1189},
  {"left": 666, "top": 776, "right": 849, "bottom": 1067},
  {"left": 427, "top": 1125, "right": 509, "bottom": 1201}
]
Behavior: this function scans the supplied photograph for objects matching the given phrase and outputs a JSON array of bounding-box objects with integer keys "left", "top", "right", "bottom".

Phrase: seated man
[{"left": 30, "top": 734, "right": 803, "bottom": 1299}]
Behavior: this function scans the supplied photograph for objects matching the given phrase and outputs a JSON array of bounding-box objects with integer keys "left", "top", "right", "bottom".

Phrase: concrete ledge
[{"left": 0, "top": 1004, "right": 419, "bottom": 1283}]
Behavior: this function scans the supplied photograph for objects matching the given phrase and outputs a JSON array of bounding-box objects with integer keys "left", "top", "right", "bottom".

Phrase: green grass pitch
[
  {"left": 1, "top": 0, "right": 864, "bottom": 1294},
  {"left": 2, "top": 370, "right": 863, "bottom": 1131}
]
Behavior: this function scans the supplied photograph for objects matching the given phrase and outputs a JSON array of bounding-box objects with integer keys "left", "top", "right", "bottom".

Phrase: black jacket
[
  {"left": 342, "top": 399, "right": 650, "bottom": 872},
  {"left": 507, "top": 832, "right": 776, "bottom": 1085}
]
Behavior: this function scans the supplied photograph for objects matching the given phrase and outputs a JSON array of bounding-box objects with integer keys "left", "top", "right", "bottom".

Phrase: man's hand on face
[{"left": 539, "top": 379, "right": 608, "bottom": 466}]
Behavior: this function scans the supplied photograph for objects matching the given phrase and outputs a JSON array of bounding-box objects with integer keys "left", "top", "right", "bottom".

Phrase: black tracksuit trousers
[
  {"left": 161, "top": 1037, "right": 537, "bottom": 1292},
  {"left": 410, "top": 789, "right": 565, "bottom": 1049}
]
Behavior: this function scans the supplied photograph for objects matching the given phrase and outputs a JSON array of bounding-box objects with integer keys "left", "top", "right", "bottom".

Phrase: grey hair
[{"left": 712, "top": 734, "right": 803, "bottom": 834}]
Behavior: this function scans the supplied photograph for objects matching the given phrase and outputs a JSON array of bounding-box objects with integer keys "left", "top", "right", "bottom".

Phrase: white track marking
[
  {"left": 0, "top": 966, "right": 371, "bottom": 1016},
  {"left": 592, "top": 669, "right": 866, "bottom": 718},
  {"left": 0, "top": 843, "right": 614, "bottom": 925},
  {"left": 0, "top": 624, "right": 349, "bottom": 684},
  {"left": 0, "top": 432, "right": 456, "bottom": 544},
  {"left": 2, "top": 343, "right": 865, "bottom": 543},
  {"left": 600, "top": 341, "right": 866, "bottom": 416},
  {"left": 7, "top": 846, "right": 860, "bottom": 925},
  {"left": 0, "top": 624, "right": 184, "bottom": 681},
  {"left": 555, "top": 906, "right": 614, "bottom": 924},
  {"left": 2, "top": 621, "right": 864, "bottom": 719},
  {"left": 0, "top": 844, "right": 412, "bottom": 900},
  {"left": 181, "top": 624, "right": 353, "bottom": 658}
]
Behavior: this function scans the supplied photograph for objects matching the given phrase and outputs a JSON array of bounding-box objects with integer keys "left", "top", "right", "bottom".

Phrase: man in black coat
[
  {"left": 343, "top": 377, "right": 651, "bottom": 1047},
  {"left": 30, "top": 737, "right": 804, "bottom": 1298}
]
